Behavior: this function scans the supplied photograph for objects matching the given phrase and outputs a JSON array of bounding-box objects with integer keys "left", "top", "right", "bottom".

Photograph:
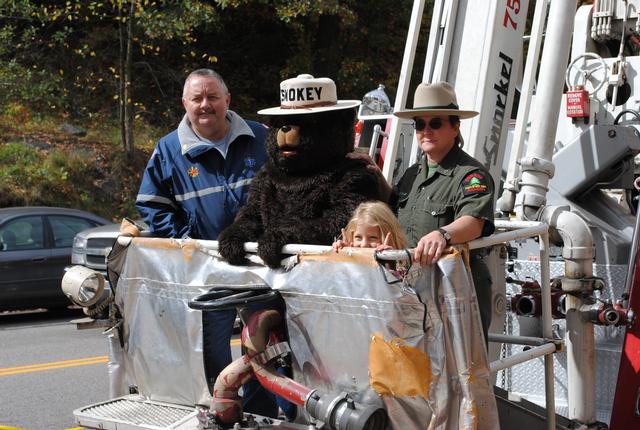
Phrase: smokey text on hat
[{"left": 281, "top": 86, "right": 323, "bottom": 103}]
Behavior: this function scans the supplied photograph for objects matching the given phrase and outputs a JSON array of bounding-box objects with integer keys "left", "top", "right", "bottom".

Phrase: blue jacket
[{"left": 136, "top": 111, "right": 268, "bottom": 240}]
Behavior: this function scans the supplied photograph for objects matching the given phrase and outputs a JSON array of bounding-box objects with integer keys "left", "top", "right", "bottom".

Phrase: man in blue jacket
[
  {"left": 136, "top": 68, "right": 267, "bottom": 239},
  {"left": 136, "top": 68, "right": 275, "bottom": 417}
]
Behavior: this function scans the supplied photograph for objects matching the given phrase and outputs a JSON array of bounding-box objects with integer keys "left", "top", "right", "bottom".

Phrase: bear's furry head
[{"left": 266, "top": 108, "right": 356, "bottom": 174}]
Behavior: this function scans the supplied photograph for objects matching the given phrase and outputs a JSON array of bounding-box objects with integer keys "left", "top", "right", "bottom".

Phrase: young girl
[{"left": 333, "top": 201, "right": 407, "bottom": 251}]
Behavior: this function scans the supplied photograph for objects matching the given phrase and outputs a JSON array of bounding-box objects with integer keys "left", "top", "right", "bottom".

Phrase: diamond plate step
[{"left": 74, "top": 396, "right": 198, "bottom": 430}]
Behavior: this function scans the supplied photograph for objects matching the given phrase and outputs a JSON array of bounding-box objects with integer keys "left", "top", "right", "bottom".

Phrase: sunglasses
[{"left": 413, "top": 117, "right": 445, "bottom": 132}]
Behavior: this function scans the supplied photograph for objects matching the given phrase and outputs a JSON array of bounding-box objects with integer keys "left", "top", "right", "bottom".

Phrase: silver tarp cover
[{"left": 108, "top": 238, "right": 498, "bottom": 429}]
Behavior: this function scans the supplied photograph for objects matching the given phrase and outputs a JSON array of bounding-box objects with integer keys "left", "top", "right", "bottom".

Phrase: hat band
[
  {"left": 281, "top": 101, "right": 336, "bottom": 110},
  {"left": 412, "top": 102, "right": 459, "bottom": 110}
]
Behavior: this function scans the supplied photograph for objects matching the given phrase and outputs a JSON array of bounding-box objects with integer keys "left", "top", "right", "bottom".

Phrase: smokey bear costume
[{"left": 219, "top": 74, "right": 383, "bottom": 268}]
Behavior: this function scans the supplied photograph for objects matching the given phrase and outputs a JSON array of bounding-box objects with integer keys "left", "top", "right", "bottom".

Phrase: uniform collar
[
  {"left": 177, "top": 110, "right": 255, "bottom": 157},
  {"left": 428, "top": 145, "right": 463, "bottom": 177},
  {"left": 437, "top": 145, "right": 462, "bottom": 176}
]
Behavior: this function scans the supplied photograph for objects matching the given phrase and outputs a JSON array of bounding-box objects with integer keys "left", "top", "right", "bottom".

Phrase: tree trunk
[
  {"left": 124, "top": 1, "right": 135, "bottom": 156},
  {"left": 118, "top": 4, "right": 126, "bottom": 151}
]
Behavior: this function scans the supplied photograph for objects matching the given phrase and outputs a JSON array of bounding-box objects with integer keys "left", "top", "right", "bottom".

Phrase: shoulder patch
[
  {"left": 462, "top": 172, "right": 489, "bottom": 196},
  {"left": 187, "top": 166, "right": 200, "bottom": 178}
]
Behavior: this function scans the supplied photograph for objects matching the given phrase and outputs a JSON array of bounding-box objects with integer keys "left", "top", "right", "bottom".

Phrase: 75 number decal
[{"left": 503, "top": 0, "right": 521, "bottom": 30}]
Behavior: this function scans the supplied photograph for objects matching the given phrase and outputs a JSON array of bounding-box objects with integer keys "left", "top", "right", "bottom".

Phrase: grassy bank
[{"left": 0, "top": 105, "right": 161, "bottom": 221}]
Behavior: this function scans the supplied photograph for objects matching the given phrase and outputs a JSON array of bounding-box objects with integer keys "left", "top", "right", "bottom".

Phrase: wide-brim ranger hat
[
  {"left": 394, "top": 81, "right": 478, "bottom": 119},
  {"left": 258, "top": 74, "right": 360, "bottom": 115}
]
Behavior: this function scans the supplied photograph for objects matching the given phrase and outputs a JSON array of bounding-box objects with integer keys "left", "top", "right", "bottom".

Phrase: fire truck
[{"left": 61, "top": 1, "right": 640, "bottom": 429}]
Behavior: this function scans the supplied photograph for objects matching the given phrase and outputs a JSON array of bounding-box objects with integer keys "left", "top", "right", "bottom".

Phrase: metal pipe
[
  {"left": 488, "top": 333, "right": 551, "bottom": 346},
  {"left": 540, "top": 231, "right": 556, "bottom": 430},
  {"left": 541, "top": 207, "right": 596, "bottom": 425},
  {"left": 542, "top": 207, "right": 594, "bottom": 275},
  {"left": 489, "top": 343, "right": 556, "bottom": 373},
  {"left": 422, "top": 0, "right": 445, "bottom": 84},
  {"left": 610, "top": 0, "right": 629, "bottom": 108},
  {"left": 565, "top": 295, "right": 596, "bottom": 424},
  {"left": 515, "top": 0, "right": 577, "bottom": 220},
  {"left": 539, "top": 232, "right": 553, "bottom": 339},
  {"left": 125, "top": 222, "right": 549, "bottom": 261},
  {"left": 622, "top": 178, "right": 640, "bottom": 305},
  {"left": 368, "top": 124, "right": 388, "bottom": 162},
  {"left": 497, "top": 0, "right": 550, "bottom": 213},
  {"left": 607, "top": 0, "right": 614, "bottom": 36},
  {"left": 591, "top": 0, "right": 599, "bottom": 40},
  {"left": 543, "top": 353, "right": 556, "bottom": 430},
  {"left": 428, "top": 0, "right": 460, "bottom": 83},
  {"left": 382, "top": 0, "right": 427, "bottom": 183},
  {"left": 468, "top": 224, "right": 549, "bottom": 249},
  {"left": 494, "top": 219, "right": 546, "bottom": 229}
]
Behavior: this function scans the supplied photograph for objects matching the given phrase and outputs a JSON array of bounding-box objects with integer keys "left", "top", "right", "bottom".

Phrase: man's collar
[{"left": 178, "top": 110, "right": 255, "bottom": 157}]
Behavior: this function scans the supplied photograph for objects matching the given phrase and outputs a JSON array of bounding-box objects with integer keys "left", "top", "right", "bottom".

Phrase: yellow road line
[
  {"left": 0, "top": 356, "right": 108, "bottom": 376},
  {"left": 1, "top": 425, "right": 83, "bottom": 429},
  {"left": 1, "top": 339, "right": 242, "bottom": 377},
  {"left": 1, "top": 356, "right": 109, "bottom": 372}
]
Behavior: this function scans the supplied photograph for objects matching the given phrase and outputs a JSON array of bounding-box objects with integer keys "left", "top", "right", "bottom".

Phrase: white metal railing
[{"left": 481, "top": 219, "right": 557, "bottom": 430}]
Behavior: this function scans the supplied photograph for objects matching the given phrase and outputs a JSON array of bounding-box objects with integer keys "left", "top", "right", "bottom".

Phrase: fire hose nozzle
[
  {"left": 601, "top": 309, "right": 621, "bottom": 325},
  {"left": 513, "top": 295, "right": 540, "bottom": 317},
  {"left": 588, "top": 303, "right": 630, "bottom": 326},
  {"left": 305, "top": 390, "right": 387, "bottom": 430}
]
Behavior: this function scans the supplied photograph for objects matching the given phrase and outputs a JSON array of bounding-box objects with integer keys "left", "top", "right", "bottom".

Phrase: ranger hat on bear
[
  {"left": 394, "top": 81, "right": 478, "bottom": 119},
  {"left": 258, "top": 74, "right": 360, "bottom": 115}
]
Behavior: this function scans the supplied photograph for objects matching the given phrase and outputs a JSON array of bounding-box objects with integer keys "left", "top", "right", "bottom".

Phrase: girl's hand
[
  {"left": 332, "top": 228, "right": 351, "bottom": 252},
  {"left": 375, "top": 232, "right": 393, "bottom": 252}
]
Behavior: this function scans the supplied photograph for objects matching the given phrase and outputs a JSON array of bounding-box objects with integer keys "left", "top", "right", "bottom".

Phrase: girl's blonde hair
[{"left": 344, "top": 201, "right": 407, "bottom": 249}]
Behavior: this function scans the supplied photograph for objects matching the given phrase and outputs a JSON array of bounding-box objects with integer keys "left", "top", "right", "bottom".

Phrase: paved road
[
  {"left": 0, "top": 308, "right": 243, "bottom": 430},
  {"left": 0, "top": 308, "right": 109, "bottom": 429}
]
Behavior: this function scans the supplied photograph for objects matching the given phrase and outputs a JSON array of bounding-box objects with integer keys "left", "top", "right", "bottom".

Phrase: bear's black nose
[{"left": 280, "top": 125, "right": 292, "bottom": 133}]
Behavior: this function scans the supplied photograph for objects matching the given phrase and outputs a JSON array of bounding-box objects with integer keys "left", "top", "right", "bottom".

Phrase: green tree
[
  {"left": 0, "top": 0, "right": 218, "bottom": 153},
  {"left": 176, "top": 0, "right": 429, "bottom": 115},
  {"left": 1, "top": 0, "right": 426, "bottom": 137}
]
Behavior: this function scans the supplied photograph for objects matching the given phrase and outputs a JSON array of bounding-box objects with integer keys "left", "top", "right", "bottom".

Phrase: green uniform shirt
[
  {"left": 391, "top": 145, "right": 496, "bottom": 339},
  {"left": 394, "top": 144, "right": 495, "bottom": 247}
]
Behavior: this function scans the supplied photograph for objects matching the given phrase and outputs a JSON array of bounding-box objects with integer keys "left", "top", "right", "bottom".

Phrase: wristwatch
[{"left": 437, "top": 228, "right": 452, "bottom": 246}]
